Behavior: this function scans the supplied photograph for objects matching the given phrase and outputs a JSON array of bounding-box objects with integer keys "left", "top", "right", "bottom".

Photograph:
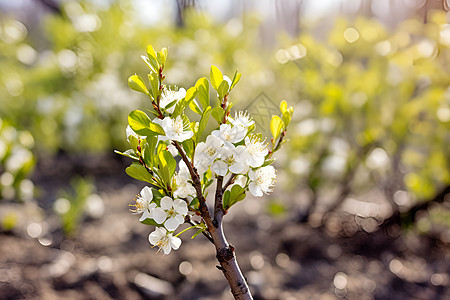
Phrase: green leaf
[
  {"left": 148, "top": 73, "right": 160, "bottom": 99},
  {"left": 230, "top": 71, "right": 241, "bottom": 90},
  {"left": 282, "top": 111, "right": 291, "bottom": 128},
  {"left": 140, "top": 218, "right": 161, "bottom": 226},
  {"left": 128, "top": 110, "right": 165, "bottom": 136},
  {"left": 146, "top": 45, "right": 159, "bottom": 69},
  {"left": 114, "top": 149, "right": 139, "bottom": 161},
  {"left": 141, "top": 55, "right": 157, "bottom": 73},
  {"left": 270, "top": 115, "right": 284, "bottom": 140},
  {"left": 261, "top": 158, "right": 275, "bottom": 168},
  {"left": 126, "top": 163, "right": 153, "bottom": 183},
  {"left": 159, "top": 47, "right": 168, "bottom": 66},
  {"left": 210, "top": 65, "right": 223, "bottom": 90},
  {"left": 185, "top": 86, "right": 198, "bottom": 104},
  {"left": 280, "top": 100, "right": 288, "bottom": 114},
  {"left": 182, "top": 139, "right": 194, "bottom": 158},
  {"left": 127, "top": 135, "right": 139, "bottom": 153},
  {"left": 223, "top": 185, "right": 246, "bottom": 211},
  {"left": 195, "top": 77, "right": 210, "bottom": 110},
  {"left": 189, "top": 100, "right": 203, "bottom": 115},
  {"left": 128, "top": 75, "right": 149, "bottom": 95},
  {"left": 223, "top": 190, "right": 231, "bottom": 209},
  {"left": 211, "top": 106, "right": 224, "bottom": 124},
  {"left": 218, "top": 80, "right": 229, "bottom": 100},
  {"left": 197, "top": 106, "right": 212, "bottom": 143}
]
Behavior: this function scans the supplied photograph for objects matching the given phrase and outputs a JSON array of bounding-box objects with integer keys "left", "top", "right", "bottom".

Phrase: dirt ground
[{"left": 1, "top": 154, "right": 449, "bottom": 300}]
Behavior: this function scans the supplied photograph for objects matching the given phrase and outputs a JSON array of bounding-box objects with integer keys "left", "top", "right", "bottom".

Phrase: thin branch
[
  {"left": 223, "top": 174, "right": 237, "bottom": 192},
  {"left": 172, "top": 141, "right": 214, "bottom": 230},
  {"left": 214, "top": 176, "right": 224, "bottom": 223}
]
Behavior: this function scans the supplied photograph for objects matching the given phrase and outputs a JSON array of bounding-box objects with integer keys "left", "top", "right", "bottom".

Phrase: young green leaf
[
  {"left": 126, "top": 163, "right": 153, "bottom": 183},
  {"left": 280, "top": 100, "right": 288, "bottom": 114},
  {"left": 282, "top": 111, "right": 292, "bottom": 128},
  {"left": 196, "top": 106, "right": 212, "bottom": 143},
  {"left": 270, "top": 115, "right": 284, "bottom": 140},
  {"left": 128, "top": 75, "right": 149, "bottom": 95},
  {"left": 128, "top": 110, "right": 165, "bottom": 136},
  {"left": 218, "top": 80, "right": 230, "bottom": 100},
  {"left": 141, "top": 218, "right": 163, "bottom": 226},
  {"left": 195, "top": 77, "right": 210, "bottom": 110},
  {"left": 114, "top": 149, "right": 139, "bottom": 161},
  {"left": 223, "top": 185, "right": 246, "bottom": 211},
  {"left": 211, "top": 106, "right": 224, "bottom": 124},
  {"left": 182, "top": 139, "right": 194, "bottom": 158},
  {"left": 230, "top": 71, "right": 241, "bottom": 90},
  {"left": 148, "top": 73, "right": 160, "bottom": 99},
  {"left": 210, "top": 65, "right": 223, "bottom": 90}
]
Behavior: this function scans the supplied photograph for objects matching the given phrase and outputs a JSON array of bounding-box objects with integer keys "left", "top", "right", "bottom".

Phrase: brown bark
[{"left": 173, "top": 141, "right": 253, "bottom": 299}]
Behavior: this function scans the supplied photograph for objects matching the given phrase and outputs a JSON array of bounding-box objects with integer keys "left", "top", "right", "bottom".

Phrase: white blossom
[
  {"left": 160, "top": 87, "right": 186, "bottom": 114},
  {"left": 248, "top": 165, "right": 277, "bottom": 197},
  {"left": 212, "top": 145, "right": 248, "bottom": 176},
  {"left": 194, "top": 135, "right": 224, "bottom": 174},
  {"left": 211, "top": 124, "right": 247, "bottom": 148},
  {"left": 230, "top": 111, "right": 255, "bottom": 128},
  {"left": 153, "top": 196, "right": 188, "bottom": 231},
  {"left": 161, "top": 116, "right": 194, "bottom": 142},
  {"left": 244, "top": 136, "right": 269, "bottom": 168},
  {"left": 149, "top": 227, "right": 181, "bottom": 255},
  {"left": 173, "top": 160, "right": 196, "bottom": 198},
  {"left": 129, "top": 186, "right": 156, "bottom": 221}
]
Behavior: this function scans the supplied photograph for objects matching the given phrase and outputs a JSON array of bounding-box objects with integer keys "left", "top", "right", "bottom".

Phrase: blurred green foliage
[
  {"left": 0, "top": 117, "right": 35, "bottom": 201},
  {"left": 0, "top": 0, "right": 448, "bottom": 230},
  {"left": 53, "top": 176, "right": 94, "bottom": 237},
  {"left": 277, "top": 13, "right": 449, "bottom": 221}
]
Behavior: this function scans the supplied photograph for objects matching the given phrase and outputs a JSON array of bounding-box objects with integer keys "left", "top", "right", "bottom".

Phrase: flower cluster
[
  {"left": 120, "top": 45, "right": 293, "bottom": 255},
  {"left": 130, "top": 186, "right": 189, "bottom": 254}
]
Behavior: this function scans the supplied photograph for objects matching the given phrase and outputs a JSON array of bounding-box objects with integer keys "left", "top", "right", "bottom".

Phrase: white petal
[
  {"left": 148, "top": 227, "right": 165, "bottom": 244},
  {"left": 161, "top": 117, "right": 172, "bottom": 131},
  {"left": 139, "top": 210, "right": 149, "bottom": 221},
  {"left": 160, "top": 196, "right": 173, "bottom": 210},
  {"left": 249, "top": 182, "right": 263, "bottom": 197},
  {"left": 141, "top": 186, "right": 153, "bottom": 202},
  {"left": 162, "top": 242, "right": 172, "bottom": 255},
  {"left": 164, "top": 217, "right": 180, "bottom": 231},
  {"left": 152, "top": 207, "right": 166, "bottom": 224},
  {"left": 174, "top": 214, "right": 185, "bottom": 225},
  {"left": 170, "top": 236, "right": 182, "bottom": 250},
  {"left": 248, "top": 156, "right": 264, "bottom": 168},
  {"left": 212, "top": 161, "right": 228, "bottom": 176},
  {"left": 177, "top": 131, "right": 193, "bottom": 142},
  {"left": 229, "top": 162, "right": 243, "bottom": 174},
  {"left": 174, "top": 199, "right": 188, "bottom": 215}
]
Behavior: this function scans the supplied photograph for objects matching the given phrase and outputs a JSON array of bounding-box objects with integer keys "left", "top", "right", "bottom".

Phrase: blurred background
[{"left": 0, "top": 0, "right": 449, "bottom": 299}]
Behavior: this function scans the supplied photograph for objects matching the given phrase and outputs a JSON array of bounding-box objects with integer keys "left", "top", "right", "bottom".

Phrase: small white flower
[
  {"left": 248, "top": 165, "right": 277, "bottom": 197},
  {"left": 244, "top": 136, "right": 269, "bottom": 168},
  {"left": 230, "top": 111, "right": 255, "bottom": 128},
  {"left": 211, "top": 124, "right": 247, "bottom": 148},
  {"left": 194, "top": 135, "right": 224, "bottom": 174},
  {"left": 149, "top": 227, "right": 182, "bottom": 255},
  {"left": 153, "top": 196, "right": 188, "bottom": 231},
  {"left": 160, "top": 87, "right": 186, "bottom": 114},
  {"left": 129, "top": 186, "right": 156, "bottom": 221},
  {"left": 161, "top": 116, "right": 194, "bottom": 142},
  {"left": 173, "top": 160, "right": 196, "bottom": 198},
  {"left": 126, "top": 125, "right": 146, "bottom": 141},
  {"left": 212, "top": 145, "right": 248, "bottom": 176}
]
